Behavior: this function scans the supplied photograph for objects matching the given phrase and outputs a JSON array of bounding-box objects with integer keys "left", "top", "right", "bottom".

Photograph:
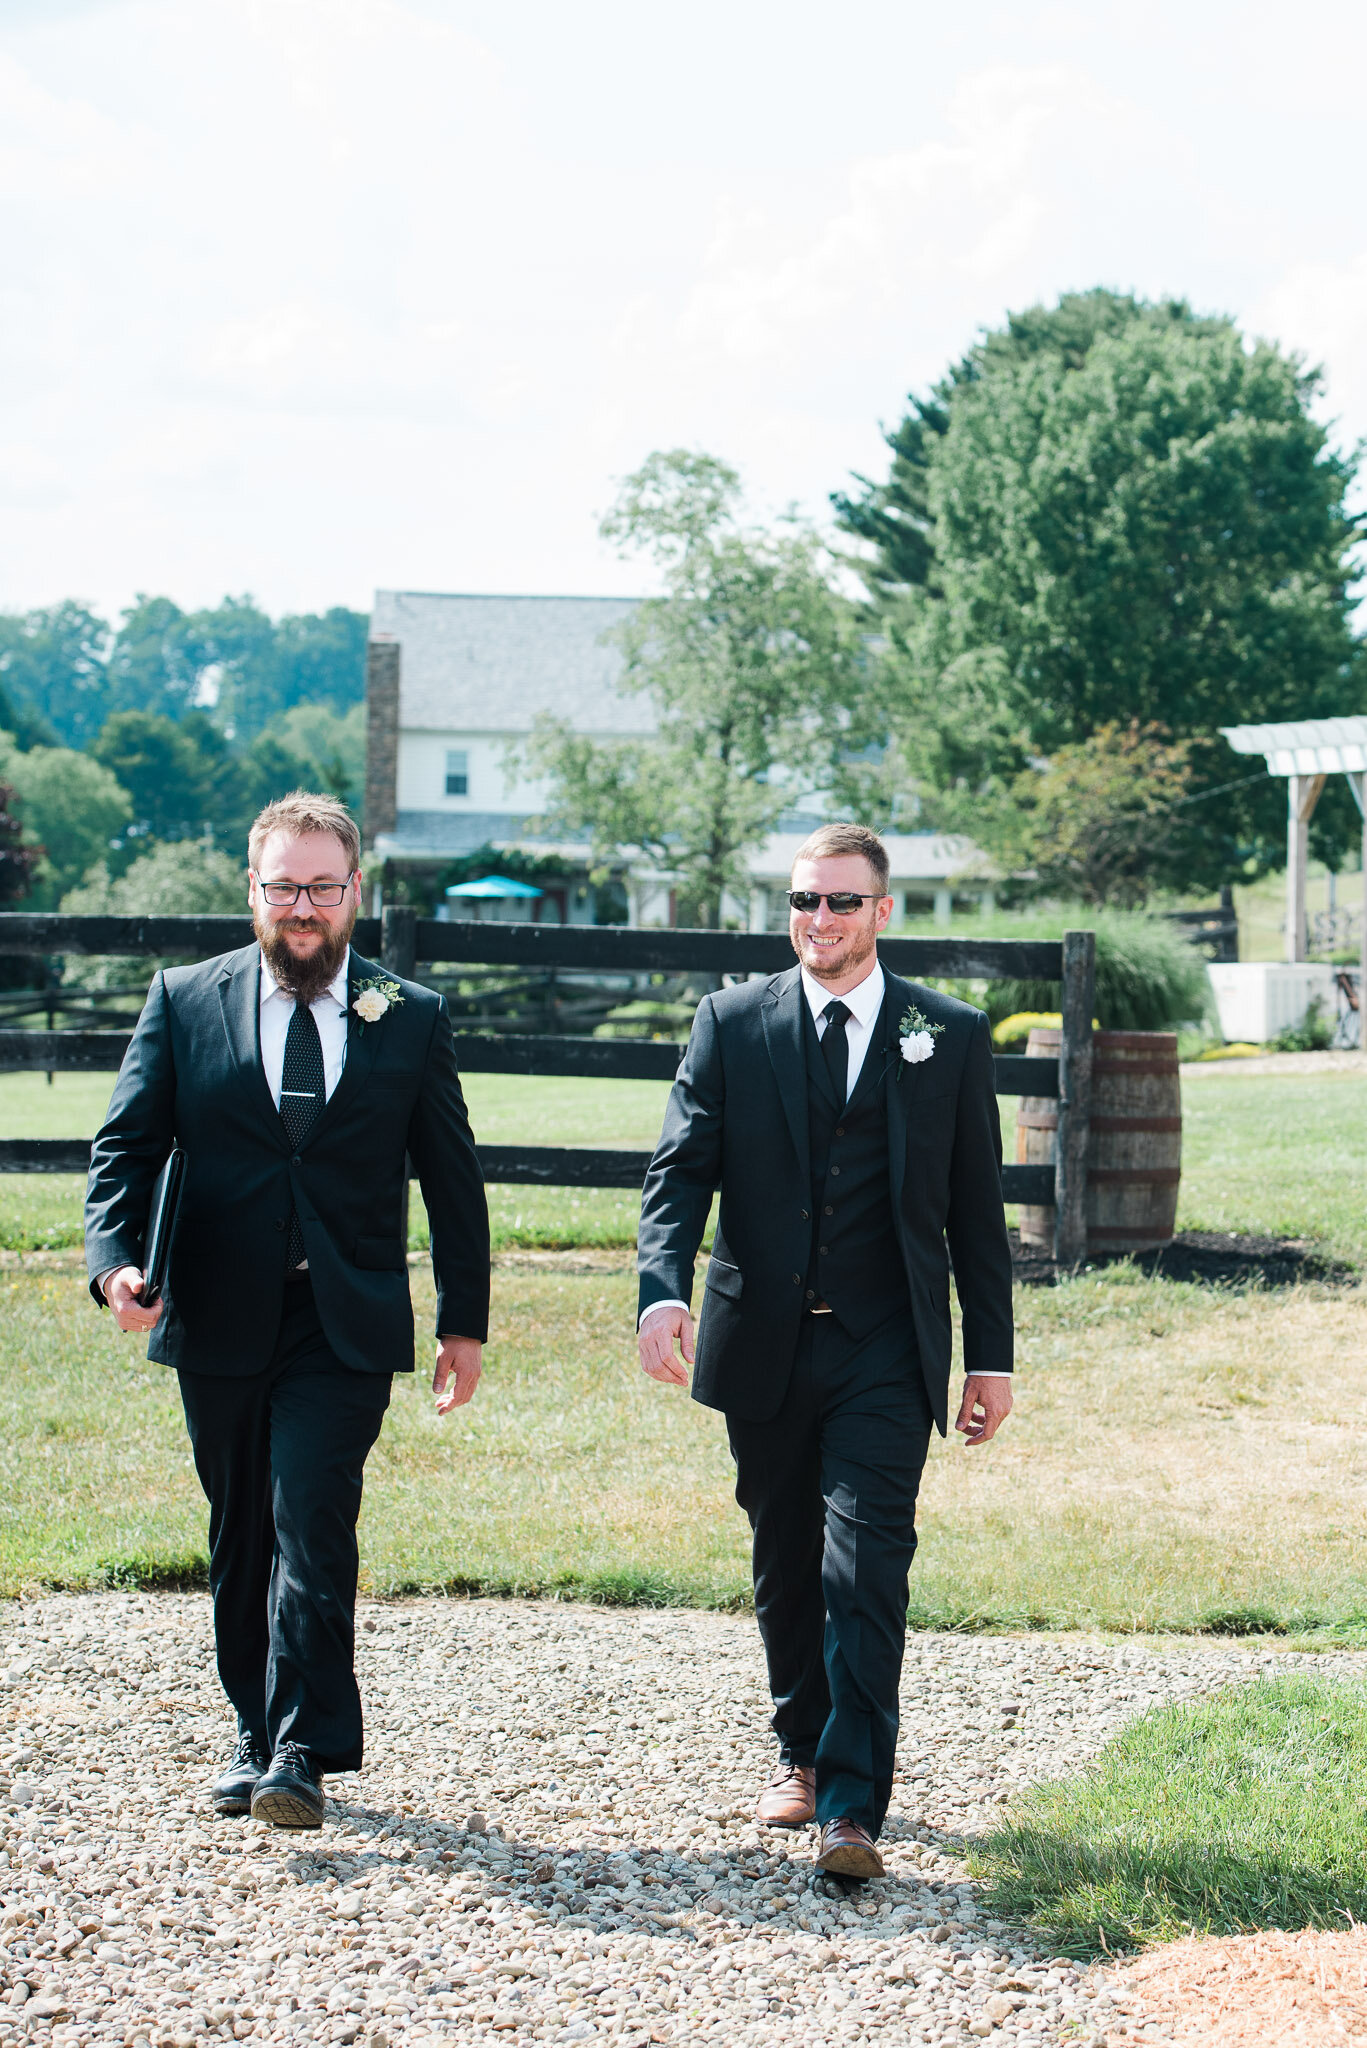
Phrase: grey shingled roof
[{"left": 371, "top": 590, "right": 654, "bottom": 734}]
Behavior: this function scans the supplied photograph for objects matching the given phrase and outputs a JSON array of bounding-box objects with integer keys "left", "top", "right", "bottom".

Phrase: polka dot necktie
[
  {"left": 820, "top": 998, "right": 851, "bottom": 1105},
  {"left": 279, "top": 999, "right": 326, "bottom": 1270}
]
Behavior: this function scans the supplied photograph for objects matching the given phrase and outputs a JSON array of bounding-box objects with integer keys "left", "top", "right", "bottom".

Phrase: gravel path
[{"left": 1, "top": 1596, "right": 1362, "bottom": 2048}]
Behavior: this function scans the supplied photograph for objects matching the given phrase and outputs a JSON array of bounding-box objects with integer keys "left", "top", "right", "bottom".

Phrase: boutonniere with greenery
[
  {"left": 352, "top": 976, "right": 405, "bottom": 1027},
  {"left": 898, "top": 1003, "right": 944, "bottom": 1070}
]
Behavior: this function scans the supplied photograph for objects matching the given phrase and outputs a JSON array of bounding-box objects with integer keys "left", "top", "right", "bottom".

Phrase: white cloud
[{"left": 3, "top": 0, "right": 1367, "bottom": 618}]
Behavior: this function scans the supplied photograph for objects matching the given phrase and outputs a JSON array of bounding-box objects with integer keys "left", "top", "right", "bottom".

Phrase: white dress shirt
[
  {"left": 639, "top": 957, "right": 1011, "bottom": 1375},
  {"left": 259, "top": 947, "right": 351, "bottom": 1108},
  {"left": 800, "top": 957, "right": 885, "bottom": 1090}
]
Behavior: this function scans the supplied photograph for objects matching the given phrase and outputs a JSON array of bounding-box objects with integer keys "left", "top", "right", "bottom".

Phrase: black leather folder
[{"left": 142, "top": 1147, "right": 187, "bottom": 1306}]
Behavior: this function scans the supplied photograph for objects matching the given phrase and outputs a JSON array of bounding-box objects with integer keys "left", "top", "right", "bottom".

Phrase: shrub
[
  {"left": 1271, "top": 997, "right": 1333, "bottom": 1053},
  {"left": 988, "top": 909, "right": 1212, "bottom": 1032}
]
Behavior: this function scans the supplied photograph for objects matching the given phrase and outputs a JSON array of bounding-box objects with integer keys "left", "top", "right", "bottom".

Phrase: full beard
[
  {"left": 791, "top": 913, "right": 879, "bottom": 982},
  {"left": 255, "top": 903, "right": 357, "bottom": 1005}
]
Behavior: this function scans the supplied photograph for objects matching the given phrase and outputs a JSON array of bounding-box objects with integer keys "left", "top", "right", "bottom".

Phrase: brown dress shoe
[
  {"left": 756, "top": 1763, "right": 816, "bottom": 1827},
  {"left": 814, "top": 1817, "right": 884, "bottom": 1880}
]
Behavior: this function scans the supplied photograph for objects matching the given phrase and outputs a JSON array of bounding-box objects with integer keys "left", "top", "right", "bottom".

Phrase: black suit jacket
[
  {"left": 84, "top": 945, "right": 490, "bottom": 1376},
  {"left": 636, "top": 964, "right": 1013, "bottom": 1432}
]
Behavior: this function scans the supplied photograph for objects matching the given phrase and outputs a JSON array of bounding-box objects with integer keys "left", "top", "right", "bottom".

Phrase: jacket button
[
  {"left": 824, "top": 1204, "right": 834, "bottom": 1216},
  {"left": 799, "top": 1209, "right": 809, "bottom": 1221},
  {"left": 805, "top": 1288, "right": 815, "bottom": 1299},
  {"left": 272, "top": 1217, "right": 285, "bottom": 1232},
  {"left": 291, "top": 1154, "right": 302, "bottom": 1166},
  {"left": 835, "top": 1125, "right": 845, "bottom": 1137},
  {"left": 830, "top": 1165, "right": 841, "bottom": 1177},
  {"left": 793, "top": 1274, "right": 802, "bottom": 1285},
  {"left": 819, "top": 1245, "right": 828, "bottom": 1256}
]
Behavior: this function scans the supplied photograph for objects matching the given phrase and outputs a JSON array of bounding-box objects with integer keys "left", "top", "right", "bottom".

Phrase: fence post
[
  {"left": 380, "top": 905, "right": 418, "bottom": 1247},
  {"left": 1054, "top": 928, "right": 1096, "bottom": 1267},
  {"left": 381, "top": 905, "right": 417, "bottom": 980}
]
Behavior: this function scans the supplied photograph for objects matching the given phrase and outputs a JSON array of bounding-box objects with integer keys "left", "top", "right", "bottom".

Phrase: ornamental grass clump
[{"left": 987, "top": 908, "right": 1213, "bottom": 1032}]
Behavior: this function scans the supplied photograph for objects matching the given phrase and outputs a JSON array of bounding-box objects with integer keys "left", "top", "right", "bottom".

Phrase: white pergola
[{"left": 1221, "top": 718, "right": 1367, "bottom": 1018}]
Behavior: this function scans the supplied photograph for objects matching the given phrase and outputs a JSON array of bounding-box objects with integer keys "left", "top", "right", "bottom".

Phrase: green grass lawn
[
  {"left": 0, "top": 1071, "right": 674, "bottom": 1253},
  {"left": 3, "top": 1062, "right": 1365, "bottom": 1261},
  {"left": 5, "top": 1258, "right": 1367, "bottom": 1636},
  {"left": 970, "top": 1676, "right": 1367, "bottom": 1954},
  {"left": 1177, "top": 1068, "right": 1367, "bottom": 1266}
]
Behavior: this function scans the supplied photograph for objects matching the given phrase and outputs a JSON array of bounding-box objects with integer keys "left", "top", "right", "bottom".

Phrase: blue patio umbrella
[{"left": 445, "top": 875, "right": 544, "bottom": 899}]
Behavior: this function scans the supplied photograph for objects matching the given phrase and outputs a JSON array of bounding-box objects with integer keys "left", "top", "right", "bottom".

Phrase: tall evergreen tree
[{"left": 838, "top": 290, "right": 1366, "bottom": 883}]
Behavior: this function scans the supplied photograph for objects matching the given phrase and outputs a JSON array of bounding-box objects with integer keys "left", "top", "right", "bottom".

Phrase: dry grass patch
[
  {"left": 3, "top": 1261, "right": 1367, "bottom": 1630},
  {"left": 922, "top": 1270, "right": 1367, "bottom": 1633}
]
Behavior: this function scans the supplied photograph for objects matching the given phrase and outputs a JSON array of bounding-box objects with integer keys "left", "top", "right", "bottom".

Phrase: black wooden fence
[{"left": 0, "top": 910, "right": 1098, "bottom": 1262}]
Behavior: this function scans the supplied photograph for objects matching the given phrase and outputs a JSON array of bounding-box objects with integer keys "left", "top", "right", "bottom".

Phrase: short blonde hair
[
  {"left": 248, "top": 791, "right": 361, "bottom": 873},
  {"left": 791, "top": 821, "right": 890, "bottom": 897}
]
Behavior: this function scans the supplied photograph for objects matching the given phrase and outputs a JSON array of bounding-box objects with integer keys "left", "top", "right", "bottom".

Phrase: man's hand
[
  {"left": 638, "top": 1305, "right": 693, "bottom": 1388},
  {"left": 955, "top": 1375, "right": 1013, "bottom": 1446},
  {"left": 105, "top": 1265, "right": 165, "bottom": 1334},
  {"left": 434, "top": 1335, "right": 482, "bottom": 1415}
]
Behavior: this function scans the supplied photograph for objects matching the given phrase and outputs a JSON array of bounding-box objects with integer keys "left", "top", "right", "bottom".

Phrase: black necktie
[
  {"left": 820, "top": 998, "right": 851, "bottom": 1106},
  {"left": 279, "top": 1000, "right": 326, "bottom": 1269}
]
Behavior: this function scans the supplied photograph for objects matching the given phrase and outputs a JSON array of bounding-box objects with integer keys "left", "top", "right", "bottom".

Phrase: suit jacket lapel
[
  {"left": 845, "top": 989, "right": 892, "bottom": 1117},
  {"left": 761, "top": 968, "right": 810, "bottom": 1181},
  {"left": 302, "top": 950, "right": 382, "bottom": 1145},
  {"left": 884, "top": 972, "right": 909, "bottom": 1216},
  {"left": 217, "top": 946, "right": 289, "bottom": 1149}
]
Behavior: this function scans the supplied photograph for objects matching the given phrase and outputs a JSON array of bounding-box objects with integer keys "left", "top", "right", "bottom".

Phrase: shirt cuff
[
  {"left": 639, "top": 1298, "right": 689, "bottom": 1330},
  {"left": 965, "top": 1370, "right": 1013, "bottom": 1378},
  {"left": 94, "top": 1267, "right": 120, "bottom": 1303}
]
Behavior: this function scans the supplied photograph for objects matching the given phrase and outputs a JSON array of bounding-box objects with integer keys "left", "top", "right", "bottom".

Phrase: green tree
[
  {"left": 524, "top": 450, "right": 860, "bottom": 926},
  {"left": 0, "top": 602, "right": 105, "bottom": 746},
  {"left": 219, "top": 607, "right": 369, "bottom": 738},
  {"left": 91, "top": 710, "right": 234, "bottom": 844},
  {"left": 0, "top": 783, "right": 38, "bottom": 906},
  {"left": 61, "top": 837, "right": 245, "bottom": 918},
  {"left": 105, "top": 595, "right": 197, "bottom": 720},
  {"left": 842, "top": 291, "right": 1365, "bottom": 882},
  {"left": 988, "top": 721, "right": 1201, "bottom": 908},
  {"left": 260, "top": 703, "right": 365, "bottom": 817},
  {"left": 59, "top": 837, "right": 247, "bottom": 990},
  {"left": 0, "top": 734, "right": 131, "bottom": 905}
]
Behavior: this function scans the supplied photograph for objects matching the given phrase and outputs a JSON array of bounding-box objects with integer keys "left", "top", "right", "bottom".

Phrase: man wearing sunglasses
[
  {"left": 86, "top": 792, "right": 489, "bottom": 1829},
  {"left": 637, "top": 823, "right": 1013, "bottom": 1879}
]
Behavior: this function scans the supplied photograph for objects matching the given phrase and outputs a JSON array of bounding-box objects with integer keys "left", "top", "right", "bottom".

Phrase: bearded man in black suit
[
  {"left": 86, "top": 792, "right": 489, "bottom": 1829},
  {"left": 636, "top": 822, "right": 1013, "bottom": 1878}
]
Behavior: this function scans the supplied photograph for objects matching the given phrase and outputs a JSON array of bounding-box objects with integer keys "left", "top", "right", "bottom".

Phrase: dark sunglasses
[{"left": 788, "top": 890, "right": 879, "bottom": 915}]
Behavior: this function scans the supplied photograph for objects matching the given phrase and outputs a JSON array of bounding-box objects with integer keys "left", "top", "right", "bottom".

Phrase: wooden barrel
[{"left": 1016, "top": 1028, "right": 1182, "bottom": 1253}]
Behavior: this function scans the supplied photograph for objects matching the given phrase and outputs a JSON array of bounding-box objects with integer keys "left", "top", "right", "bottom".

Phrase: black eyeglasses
[
  {"left": 788, "top": 890, "right": 879, "bottom": 915},
  {"left": 254, "top": 873, "right": 356, "bottom": 908}
]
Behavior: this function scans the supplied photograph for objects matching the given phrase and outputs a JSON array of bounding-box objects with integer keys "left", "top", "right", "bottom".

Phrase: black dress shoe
[
  {"left": 250, "top": 1740, "right": 326, "bottom": 1829},
  {"left": 212, "top": 1729, "right": 269, "bottom": 1817}
]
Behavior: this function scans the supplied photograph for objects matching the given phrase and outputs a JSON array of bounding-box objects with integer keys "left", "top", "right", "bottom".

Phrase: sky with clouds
[{"left": 4, "top": 0, "right": 1367, "bottom": 620}]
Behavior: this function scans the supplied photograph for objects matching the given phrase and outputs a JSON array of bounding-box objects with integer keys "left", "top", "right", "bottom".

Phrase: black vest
[{"left": 802, "top": 996, "right": 914, "bottom": 1340}]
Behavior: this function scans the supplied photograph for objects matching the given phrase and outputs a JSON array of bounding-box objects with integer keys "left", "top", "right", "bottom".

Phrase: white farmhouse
[{"left": 364, "top": 588, "right": 992, "bottom": 926}]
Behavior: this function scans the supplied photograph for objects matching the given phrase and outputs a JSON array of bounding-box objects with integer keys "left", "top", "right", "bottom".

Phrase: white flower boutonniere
[
  {"left": 352, "top": 976, "right": 405, "bottom": 1027},
  {"left": 898, "top": 1003, "right": 944, "bottom": 1069}
]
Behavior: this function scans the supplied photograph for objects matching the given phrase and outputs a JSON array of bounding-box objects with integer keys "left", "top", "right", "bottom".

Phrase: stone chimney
[{"left": 365, "top": 635, "right": 399, "bottom": 841}]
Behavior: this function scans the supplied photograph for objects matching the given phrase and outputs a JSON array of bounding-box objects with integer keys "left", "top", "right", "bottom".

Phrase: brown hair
[
  {"left": 248, "top": 791, "right": 361, "bottom": 873},
  {"left": 791, "top": 821, "right": 891, "bottom": 897}
]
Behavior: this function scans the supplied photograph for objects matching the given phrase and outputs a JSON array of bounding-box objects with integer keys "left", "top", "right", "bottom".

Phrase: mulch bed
[
  {"left": 1009, "top": 1228, "right": 1357, "bottom": 1289},
  {"left": 1105, "top": 1927, "right": 1367, "bottom": 2046}
]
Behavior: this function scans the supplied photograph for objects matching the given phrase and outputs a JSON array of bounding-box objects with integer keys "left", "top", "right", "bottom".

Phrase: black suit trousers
[
  {"left": 726, "top": 1311, "right": 932, "bottom": 1838},
  {"left": 177, "top": 1275, "right": 391, "bottom": 1773}
]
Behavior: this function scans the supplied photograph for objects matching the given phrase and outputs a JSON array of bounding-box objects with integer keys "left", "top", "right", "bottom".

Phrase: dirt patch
[
  {"left": 1105, "top": 1928, "right": 1367, "bottom": 2045},
  {"left": 1009, "top": 1227, "right": 1356, "bottom": 1289}
]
